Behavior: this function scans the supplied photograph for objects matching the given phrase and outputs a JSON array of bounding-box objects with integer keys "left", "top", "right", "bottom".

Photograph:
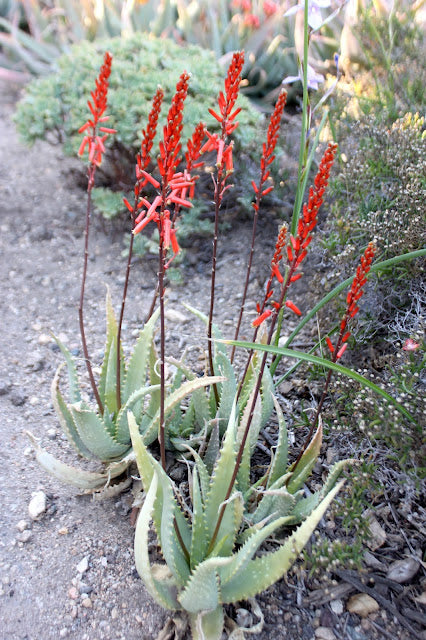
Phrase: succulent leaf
[
  {"left": 219, "top": 514, "right": 292, "bottom": 586},
  {"left": 114, "top": 384, "right": 161, "bottom": 444},
  {"left": 51, "top": 364, "right": 93, "bottom": 458},
  {"left": 26, "top": 431, "right": 130, "bottom": 490},
  {"left": 203, "top": 403, "right": 238, "bottom": 549},
  {"left": 189, "top": 467, "right": 207, "bottom": 569},
  {"left": 70, "top": 403, "right": 130, "bottom": 461},
  {"left": 220, "top": 480, "right": 345, "bottom": 602},
  {"left": 287, "top": 421, "right": 323, "bottom": 494},
  {"left": 99, "top": 288, "right": 119, "bottom": 405},
  {"left": 123, "top": 308, "right": 160, "bottom": 403},
  {"left": 215, "top": 351, "right": 237, "bottom": 434},
  {"left": 251, "top": 477, "right": 295, "bottom": 525},
  {"left": 134, "top": 470, "right": 180, "bottom": 610},
  {"left": 188, "top": 607, "right": 224, "bottom": 640},
  {"left": 141, "top": 376, "right": 225, "bottom": 446},
  {"left": 267, "top": 396, "right": 289, "bottom": 488},
  {"left": 178, "top": 556, "right": 232, "bottom": 613},
  {"left": 129, "top": 413, "right": 191, "bottom": 584},
  {"left": 140, "top": 340, "right": 161, "bottom": 431},
  {"left": 203, "top": 419, "right": 220, "bottom": 475},
  {"left": 53, "top": 335, "right": 81, "bottom": 403}
]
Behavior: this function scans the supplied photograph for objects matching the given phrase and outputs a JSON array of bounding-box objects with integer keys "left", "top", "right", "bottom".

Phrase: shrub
[{"left": 14, "top": 34, "right": 266, "bottom": 228}]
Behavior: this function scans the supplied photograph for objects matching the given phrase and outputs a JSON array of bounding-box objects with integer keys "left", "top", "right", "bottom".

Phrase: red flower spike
[
  {"left": 139, "top": 86, "right": 164, "bottom": 171},
  {"left": 78, "top": 52, "right": 114, "bottom": 167},
  {"left": 326, "top": 336, "right": 334, "bottom": 353},
  {"left": 185, "top": 122, "right": 206, "bottom": 173},
  {"left": 329, "top": 242, "right": 376, "bottom": 362},
  {"left": 160, "top": 71, "right": 191, "bottom": 181},
  {"left": 286, "top": 142, "right": 338, "bottom": 273}
]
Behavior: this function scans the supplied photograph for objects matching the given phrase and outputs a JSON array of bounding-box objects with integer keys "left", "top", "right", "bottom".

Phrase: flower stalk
[
  {"left": 203, "top": 51, "right": 245, "bottom": 403},
  {"left": 290, "top": 241, "right": 377, "bottom": 476},
  {"left": 230, "top": 88, "right": 287, "bottom": 363},
  {"left": 77, "top": 52, "right": 115, "bottom": 415},
  {"left": 116, "top": 86, "right": 164, "bottom": 411}
]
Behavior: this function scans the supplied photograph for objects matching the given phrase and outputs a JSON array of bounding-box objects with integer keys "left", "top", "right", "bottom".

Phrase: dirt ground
[{"left": 0, "top": 79, "right": 424, "bottom": 640}]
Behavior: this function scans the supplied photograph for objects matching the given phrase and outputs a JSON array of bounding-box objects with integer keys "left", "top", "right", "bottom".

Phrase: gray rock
[
  {"left": 28, "top": 491, "right": 47, "bottom": 520},
  {"left": 76, "top": 556, "right": 89, "bottom": 574}
]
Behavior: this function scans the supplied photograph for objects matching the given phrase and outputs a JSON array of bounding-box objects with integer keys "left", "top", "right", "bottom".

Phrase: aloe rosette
[
  {"left": 29, "top": 294, "right": 222, "bottom": 492},
  {"left": 129, "top": 390, "right": 348, "bottom": 639}
]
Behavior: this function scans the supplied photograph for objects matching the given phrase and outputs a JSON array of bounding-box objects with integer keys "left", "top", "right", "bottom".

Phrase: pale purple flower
[
  {"left": 283, "top": 63, "right": 324, "bottom": 90},
  {"left": 284, "top": 0, "right": 332, "bottom": 30}
]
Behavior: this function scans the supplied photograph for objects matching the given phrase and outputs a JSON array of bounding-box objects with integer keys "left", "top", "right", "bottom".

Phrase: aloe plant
[
  {"left": 29, "top": 295, "right": 222, "bottom": 492},
  {"left": 129, "top": 393, "right": 347, "bottom": 639}
]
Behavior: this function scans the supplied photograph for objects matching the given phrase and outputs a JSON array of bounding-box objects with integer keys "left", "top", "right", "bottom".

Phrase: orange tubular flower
[
  {"left": 133, "top": 72, "right": 194, "bottom": 259},
  {"left": 327, "top": 241, "right": 376, "bottom": 360},
  {"left": 78, "top": 52, "right": 116, "bottom": 167},
  {"left": 138, "top": 86, "right": 164, "bottom": 175},
  {"left": 159, "top": 71, "right": 191, "bottom": 182},
  {"left": 289, "top": 141, "right": 338, "bottom": 273}
]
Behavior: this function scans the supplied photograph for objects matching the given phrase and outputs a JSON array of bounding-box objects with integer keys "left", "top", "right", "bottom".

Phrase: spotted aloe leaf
[
  {"left": 51, "top": 364, "right": 92, "bottom": 458},
  {"left": 220, "top": 479, "right": 345, "bottom": 603},
  {"left": 70, "top": 402, "right": 130, "bottom": 461},
  {"left": 287, "top": 420, "right": 323, "bottom": 494},
  {"left": 123, "top": 308, "right": 160, "bottom": 404},
  {"left": 114, "top": 384, "right": 161, "bottom": 444},
  {"left": 53, "top": 335, "right": 81, "bottom": 404},
  {"left": 141, "top": 376, "right": 225, "bottom": 446},
  {"left": 26, "top": 431, "right": 132, "bottom": 491},
  {"left": 129, "top": 414, "right": 190, "bottom": 585},
  {"left": 267, "top": 395, "right": 289, "bottom": 488},
  {"left": 99, "top": 289, "right": 121, "bottom": 412},
  {"left": 133, "top": 471, "right": 180, "bottom": 610}
]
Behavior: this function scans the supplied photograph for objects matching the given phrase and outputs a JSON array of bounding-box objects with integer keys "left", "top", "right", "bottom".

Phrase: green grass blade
[{"left": 223, "top": 340, "right": 417, "bottom": 424}]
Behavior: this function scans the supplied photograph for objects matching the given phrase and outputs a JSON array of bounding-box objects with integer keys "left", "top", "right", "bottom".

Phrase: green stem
[{"left": 291, "top": 0, "right": 311, "bottom": 237}]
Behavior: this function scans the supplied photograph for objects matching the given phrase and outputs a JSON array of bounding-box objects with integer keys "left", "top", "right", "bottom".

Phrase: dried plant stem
[{"left": 79, "top": 168, "right": 104, "bottom": 415}]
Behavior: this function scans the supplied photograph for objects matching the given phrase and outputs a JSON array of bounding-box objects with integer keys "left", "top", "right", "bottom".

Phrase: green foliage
[
  {"left": 15, "top": 34, "right": 261, "bottom": 152},
  {"left": 15, "top": 34, "right": 263, "bottom": 224},
  {"left": 92, "top": 187, "right": 126, "bottom": 220},
  {"left": 130, "top": 396, "right": 347, "bottom": 638},
  {"left": 303, "top": 459, "right": 376, "bottom": 575}
]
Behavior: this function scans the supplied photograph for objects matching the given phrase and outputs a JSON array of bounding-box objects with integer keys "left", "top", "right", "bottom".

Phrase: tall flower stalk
[
  {"left": 133, "top": 72, "right": 192, "bottom": 470},
  {"left": 230, "top": 88, "right": 287, "bottom": 363},
  {"left": 116, "top": 86, "right": 164, "bottom": 411},
  {"left": 290, "top": 240, "right": 377, "bottom": 475},
  {"left": 209, "top": 141, "right": 338, "bottom": 553},
  {"left": 202, "top": 51, "right": 245, "bottom": 403},
  {"left": 77, "top": 52, "right": 115, "bottom": 415}
]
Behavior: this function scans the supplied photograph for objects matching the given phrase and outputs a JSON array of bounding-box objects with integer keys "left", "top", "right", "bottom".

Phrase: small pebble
[
  {"left": 16, "top": 520, "right": 29, "bottom": 532},
  {"left": 46, "top": 428, "right": 57, "bottom": 440},
  {"left": 111, "top": 606, "right": 118, "bottom": 619},
  {"left": 10, "top": 390, "right": 27, "bottom": 407},
  {"left": 28, "top": 491, "right": 47, "bottom": 520},
  {"left": 81, "top": 597, "right": 92, "bottom": 608},
  {"left": 68, "top": 587, "right": 79, "bottom": 600},
  {"left": 58, "top": 527, "right": 68, "bottom": 535},
  {"left": 16, "top": 531, "right": 32, "bottom": 544},
  {"left": 76, "top": 556, "right": 89, "bottom": 574}
]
